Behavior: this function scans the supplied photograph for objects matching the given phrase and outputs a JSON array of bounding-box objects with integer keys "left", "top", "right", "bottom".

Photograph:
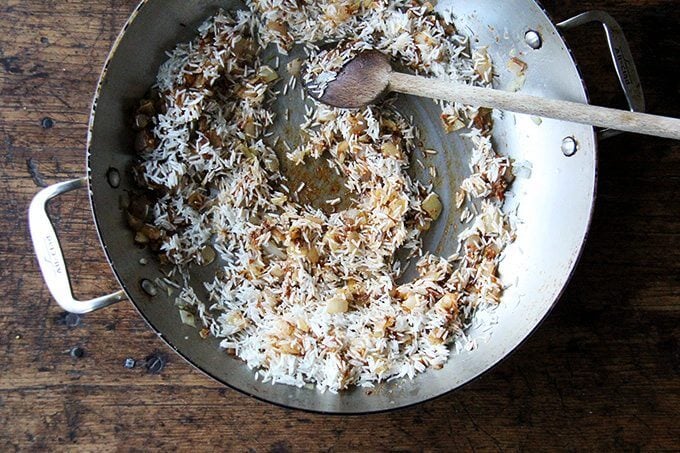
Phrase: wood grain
[{"left": 1, "top": 0, "right": 678, "bottom": 451}]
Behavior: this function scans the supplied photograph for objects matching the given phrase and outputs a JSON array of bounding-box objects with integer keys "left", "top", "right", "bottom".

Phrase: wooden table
[{"left": 1, "top": 0, "right": 678, "bottom": 450}]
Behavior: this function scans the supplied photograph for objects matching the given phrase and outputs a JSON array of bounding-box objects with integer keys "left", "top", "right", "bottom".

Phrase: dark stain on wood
[
  {"left": 0, "top": 0, "right": 678, "bottom": 451},
  {"left": 64, "top": 398, "right": 81, "bottom": 443},
  {"left": 26, "top": 158, "right": 47, "bottom": 187},
  {"left": 270, "top": 441, "right": 292, "bottom": 453},
  {"left": 0, "top": 56, "right": 23, "bottom": 74},
  {"left": 54, "top": 312, "right": 82, "bottom": 328}
]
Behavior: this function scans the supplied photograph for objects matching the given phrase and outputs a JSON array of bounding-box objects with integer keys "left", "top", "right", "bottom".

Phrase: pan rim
[{"left": 85, "top": 0, "right": 598, "bottom": 414}]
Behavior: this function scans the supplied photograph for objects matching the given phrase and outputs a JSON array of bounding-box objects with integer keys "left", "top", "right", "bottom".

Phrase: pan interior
[
  {"left": 183, "top": 43, "right": 472, "bottom": 291},
  {"left": 88, "top": 0, "right": 596, "bottom": 413}
]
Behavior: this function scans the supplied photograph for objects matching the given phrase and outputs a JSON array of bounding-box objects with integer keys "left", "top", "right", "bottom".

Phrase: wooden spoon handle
[{"left": 389, "top": 72, "right": 680, "bottom": 140}]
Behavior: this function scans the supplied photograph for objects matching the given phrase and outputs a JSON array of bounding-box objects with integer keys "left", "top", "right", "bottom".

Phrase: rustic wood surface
[{"left": 1, "top": 0, "right": 678, "bottom": 451}]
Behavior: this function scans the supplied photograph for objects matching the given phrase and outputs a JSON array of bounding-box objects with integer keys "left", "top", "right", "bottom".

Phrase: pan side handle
[
  {"left": 28, "top": 178, "right": 126, "bottom": 314},
  {"left": 558, "top": 11, "right": 646, "bottom": 140}
]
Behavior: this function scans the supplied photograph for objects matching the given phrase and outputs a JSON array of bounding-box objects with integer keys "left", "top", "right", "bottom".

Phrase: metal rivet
[
  {"left": 525, "top": 30, "right": 542, "bottom": 50},
  {"left": 107, "top": 167, "right": 121, "bottom": 188},
  {"left": 146, "top": 354, "right": 166, "bottom": 374},
  {"left": 561, "top": 136, "right": 578, "bottom": 157},
  {"left": 124, "top": 358, "right": 136, "bottom": 369},
  {"left": 140, "top": 279, "right": 158, "bottom": 296}
]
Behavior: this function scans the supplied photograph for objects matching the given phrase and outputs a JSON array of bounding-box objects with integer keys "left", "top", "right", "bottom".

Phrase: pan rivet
[
  {"left": 107, "top": 167, "right": 121, "bottom": 188},
  {"left": 140, "top": 279, "right": 158, "bottom": 297},
  {"left": 525, "top": 30, "right": 542, "bottom": 50},
  {"left": 561, "top": 136, "right": 578, "bottom": 157}
]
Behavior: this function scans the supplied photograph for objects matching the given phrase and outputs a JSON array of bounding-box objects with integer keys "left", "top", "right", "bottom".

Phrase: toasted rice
[{"left": 135, "top": 1, "right": 514, "bottom": 392}]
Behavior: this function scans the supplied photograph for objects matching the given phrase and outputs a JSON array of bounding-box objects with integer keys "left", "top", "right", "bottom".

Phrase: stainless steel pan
[{"left": 29, "top": 0, "right": 645, "bottom": 413}]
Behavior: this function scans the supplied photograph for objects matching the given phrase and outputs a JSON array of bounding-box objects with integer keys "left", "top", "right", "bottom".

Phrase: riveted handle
[
  {"left": 28, "top": 178, "right": 126, "bottom": 314},
  {"left": 558, "top": 10, "right": 646, "bottom": 139}
]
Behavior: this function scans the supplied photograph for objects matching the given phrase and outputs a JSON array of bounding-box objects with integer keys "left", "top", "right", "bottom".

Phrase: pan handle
[
  {"left": 28, "top": 178, "right": 126, "bottom": 314},
  {"left": 557, "top": 11, "right": 645, "bottom": 139}
]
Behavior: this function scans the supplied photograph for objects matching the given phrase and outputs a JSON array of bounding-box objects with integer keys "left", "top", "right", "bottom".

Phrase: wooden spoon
[{"left": 309, "top": 50, "right": 680, "bottom": 140}]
